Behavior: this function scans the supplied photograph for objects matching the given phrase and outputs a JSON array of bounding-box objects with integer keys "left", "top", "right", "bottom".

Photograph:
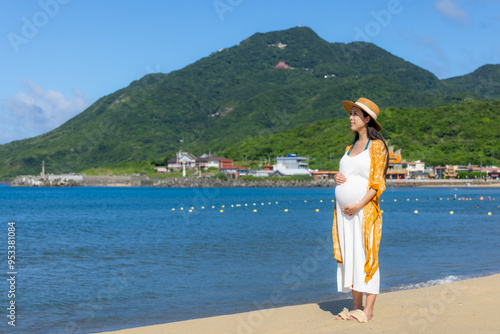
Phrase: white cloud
[
  {"left": 417, "top": 36, "right": 450, "bottom": 63},
  {"left": 435, "top": 0, "right": 470, "bottom": 25},
  {"left": 491, "top": 13, "right": 500, "bottom": 21},
  {"left": 398, "top": 29, "right": 453, "bottom": 78},
  {"left": 0, "top": 79, "right": 92, "bottom": 144},
  {"left": 416, "top": 35, "right": 453, "bottom": 77}
]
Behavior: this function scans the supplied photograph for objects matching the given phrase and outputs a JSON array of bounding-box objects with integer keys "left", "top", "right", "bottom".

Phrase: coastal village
[
  {"left": 10, "top": 146, "right": 500, "bottom": 187},
  {"left": 159, "top": 148, "right": 500, "bottom": 181}
]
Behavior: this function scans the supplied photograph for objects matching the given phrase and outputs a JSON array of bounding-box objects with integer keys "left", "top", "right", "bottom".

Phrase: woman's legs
[
  {"left": 351, "top": 290, "right": 376, "bottom": 321},
  {"left": 352, "top": 290, "right": 363, "bottom": 310},
  {"left": 363, "top": 293, "right": 376, "bottom": 320}
]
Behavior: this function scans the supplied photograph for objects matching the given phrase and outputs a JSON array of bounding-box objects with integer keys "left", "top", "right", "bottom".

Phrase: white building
[
  {"left": 274, "top": 154, "right": 308, "bottom": 170},
  {"left": 406, "top": 160, "right": 426, "bottom": 178},
  {"left": 270, "top": 169, "right": 311, "bottom": 177},
  {"left": 167, "top": 151, "right": 197, "bottom": 170},
  {"left": 252, "top": 170, "right": 273, "bottom": 177},
  {"left": 195, "top": 154, "right": 231, "bottom": 170},
  {"left": 271, "top": 154, "right": 311, "bottom": 176}
]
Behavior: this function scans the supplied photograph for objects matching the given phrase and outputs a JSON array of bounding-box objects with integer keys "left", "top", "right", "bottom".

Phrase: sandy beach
[{"left": 98, "top": 273, "right": 500, "bottom": 334}]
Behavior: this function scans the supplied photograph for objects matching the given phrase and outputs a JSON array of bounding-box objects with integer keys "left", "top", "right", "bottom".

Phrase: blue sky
[{"left": 1, "top": 0, "right": 499, "bottom": 144}]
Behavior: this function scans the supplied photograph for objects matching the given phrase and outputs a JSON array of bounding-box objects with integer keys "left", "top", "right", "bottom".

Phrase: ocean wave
[{"left": 384, "top": 273, "right": 493, "bottom": 292}]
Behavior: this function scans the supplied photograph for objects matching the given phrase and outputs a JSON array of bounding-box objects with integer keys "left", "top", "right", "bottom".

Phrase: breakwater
[
  {"left": 9, "top": 174, "right": 500, "bottom": 187},
  {"left": 387, "top": 179, "right": 500, "bottom": 187},
  {"left": 10, "top": 174, "right": 335, "bottom": 187},
  {"left": 141, "top": 177, "right": 334, "bottom": 187}
]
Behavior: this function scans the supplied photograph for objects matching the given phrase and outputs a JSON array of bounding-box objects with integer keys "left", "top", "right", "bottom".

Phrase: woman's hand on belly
[
  {"left": 341, "top": 189, "right": 378, "bottom": 217},
  {"left": 334, "top": 172, "right": 347, "bottom": 185},
  {"left": 341, "top": 203, "right": 362, "bottom": 217}
]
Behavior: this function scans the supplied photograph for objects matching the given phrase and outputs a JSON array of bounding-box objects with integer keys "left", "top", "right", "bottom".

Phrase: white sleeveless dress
[{"left": 334, "top": 147, "right": 380, "bottom": 294}]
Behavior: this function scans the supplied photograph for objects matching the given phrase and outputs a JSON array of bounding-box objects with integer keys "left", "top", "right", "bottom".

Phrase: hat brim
[{"left": 342, "top": 100, "right": 383, "bottom": 132}]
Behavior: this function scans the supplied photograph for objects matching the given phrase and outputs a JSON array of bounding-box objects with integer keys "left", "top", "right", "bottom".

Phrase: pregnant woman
[{"left": 332, "top": 97, "right": 389, "bottom": 323}]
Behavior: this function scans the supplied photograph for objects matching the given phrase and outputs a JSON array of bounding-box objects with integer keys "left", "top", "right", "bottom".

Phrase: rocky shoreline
[
  {"left": 10, "top": 174, "right": 336, "bottom": 187},
  {"left": 8, "top": 174, "right": 500, "bottom": 188}
]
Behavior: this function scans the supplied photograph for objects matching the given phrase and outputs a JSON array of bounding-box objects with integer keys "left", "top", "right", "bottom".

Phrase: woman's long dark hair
[{"left": 350, "top": 112, "right": 389, "bottom": 176}]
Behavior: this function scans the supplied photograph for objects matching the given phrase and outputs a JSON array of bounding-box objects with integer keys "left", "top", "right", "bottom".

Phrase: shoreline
[
  {"left": 7, "top": 175, "right": 500, "bottom": 188},
  {"left": 97, "top": 273, "right": 500, "bottom": 334}
]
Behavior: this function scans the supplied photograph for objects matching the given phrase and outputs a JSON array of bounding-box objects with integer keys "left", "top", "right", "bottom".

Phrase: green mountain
[
  {"left": 220, "top": 101, "right": 500, "bottom": 170},
  {"left": 0, "top": 26, "right": 499, "bottom": 179},
  {"left": 442, "top": 64, "right": 500, "bottom": 99}
]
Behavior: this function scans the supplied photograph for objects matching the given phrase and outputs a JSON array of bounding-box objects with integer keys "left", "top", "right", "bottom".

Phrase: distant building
[
  {"left": 167, "top": 151, "right": 197, "bottom": 170},
  {"left": 270, "top": 169, "right": 311, "bottom": 177},
  {"left": 312, "top": 171, "right": 337, "bottom": 180},
  {"left": 388, "top": 146, "right": 404, "bottom": 170},
  {"left": 486, "top": 167, "right": 500, "bottom": 179},
  {"left": 433, "top": 166, "right": 447, "bottom": 179},
  {"left": 443, "top": 165, "right": 458, "bottom": 179},
  {"left": 254, "top": 154, "right": 312, "bottom": 177},
  {"left": 274, "top": 61, "right": 292, "bottom": 69},
  {"left": 386, "top": 170, "right": 407, "bottom": 180},
  {"left": 275, "top": 154, "right": 308, "bottom": 170},
  {"left": 221, "top": 165, "right": 250, "bottom": 178},
  {"left": 252, "top": 170, "right": 273, "bottom": 177},
  {"left": 155, "top": 167, "right": 168, "bottom": 173},
  {"left": 196, "top": 155, "right": 228, "bottom": 170},
  {"left": 268, "top": 42, "right": 287, "bottom": 49},
  {"left": 218, "top": 158, "right": 234, "bottom": 170},
  {"left": 386, "top": 146, "right": 407, "bottom": 180},
  {"left": 407, "top": 161, "right": 425, "bottom": 173},
  {"left": 194, "top": 154, "right": 249, "bottom": 178},
  {"left": 406, "top": 160, "right": 426, "bottom": 179}
]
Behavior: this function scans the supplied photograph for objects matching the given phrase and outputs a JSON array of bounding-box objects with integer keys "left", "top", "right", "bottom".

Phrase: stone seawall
[
  {"left": 9, "top": 174, "right": 500, "bottom": 188},
  {"left": 141, "top": 178, "right": 335, "bottom": 188},
  {"left": 11, "top": 174, "right": 146, "bottom": 187},
  {"left": 386, "top": 179, "right": 500, "bottom": 187},
  {"left": 10, "top": 174, "right": 336, "bottom": 187}
]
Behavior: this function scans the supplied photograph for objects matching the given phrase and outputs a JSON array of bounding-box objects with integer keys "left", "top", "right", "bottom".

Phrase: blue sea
[{"left": 0, "top": 185, "right": 499, "bottom": 333}]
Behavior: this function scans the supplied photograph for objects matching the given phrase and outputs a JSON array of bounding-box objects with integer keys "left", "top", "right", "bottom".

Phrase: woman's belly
[{"left": 335, "top": 176, "right": 368, "bottom": 209}]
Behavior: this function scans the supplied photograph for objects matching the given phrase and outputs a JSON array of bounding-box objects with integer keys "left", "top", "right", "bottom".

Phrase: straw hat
[{"left": 342, "top": 97, "right": 382, "bottom": 131}]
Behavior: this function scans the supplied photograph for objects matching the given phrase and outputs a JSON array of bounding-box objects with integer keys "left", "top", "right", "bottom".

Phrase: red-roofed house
[
  {"left": 275, "top": 61, "right": 291, "bottom": 69},
  {"left": 220, "top": 165, "right": 250, "bottom": 178},
  {"left": 312, "top": 171, "right": 338, "bottom": 180}
]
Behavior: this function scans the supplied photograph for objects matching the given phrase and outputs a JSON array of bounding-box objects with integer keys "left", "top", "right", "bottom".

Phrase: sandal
[
  {"left": 336, "top": 307, "right": 350, "bottom": 320},
  {"left": 350, "top": 309, "right": 368, "bottom": 323}
]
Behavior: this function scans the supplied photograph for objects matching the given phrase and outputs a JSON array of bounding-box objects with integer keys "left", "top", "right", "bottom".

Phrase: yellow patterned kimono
[{"left": 332, "top": 139, "right": 388, "bottom": 283}]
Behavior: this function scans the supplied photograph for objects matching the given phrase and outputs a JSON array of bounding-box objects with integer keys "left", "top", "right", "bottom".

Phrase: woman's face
[{"left": 349, "top": 107, "right": 370, "bottom": 132}]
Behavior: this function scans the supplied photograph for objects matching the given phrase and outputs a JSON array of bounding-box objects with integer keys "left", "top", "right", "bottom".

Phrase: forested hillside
[{"left": 220, "top": 101, "right": 500, "bottom": 169}]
